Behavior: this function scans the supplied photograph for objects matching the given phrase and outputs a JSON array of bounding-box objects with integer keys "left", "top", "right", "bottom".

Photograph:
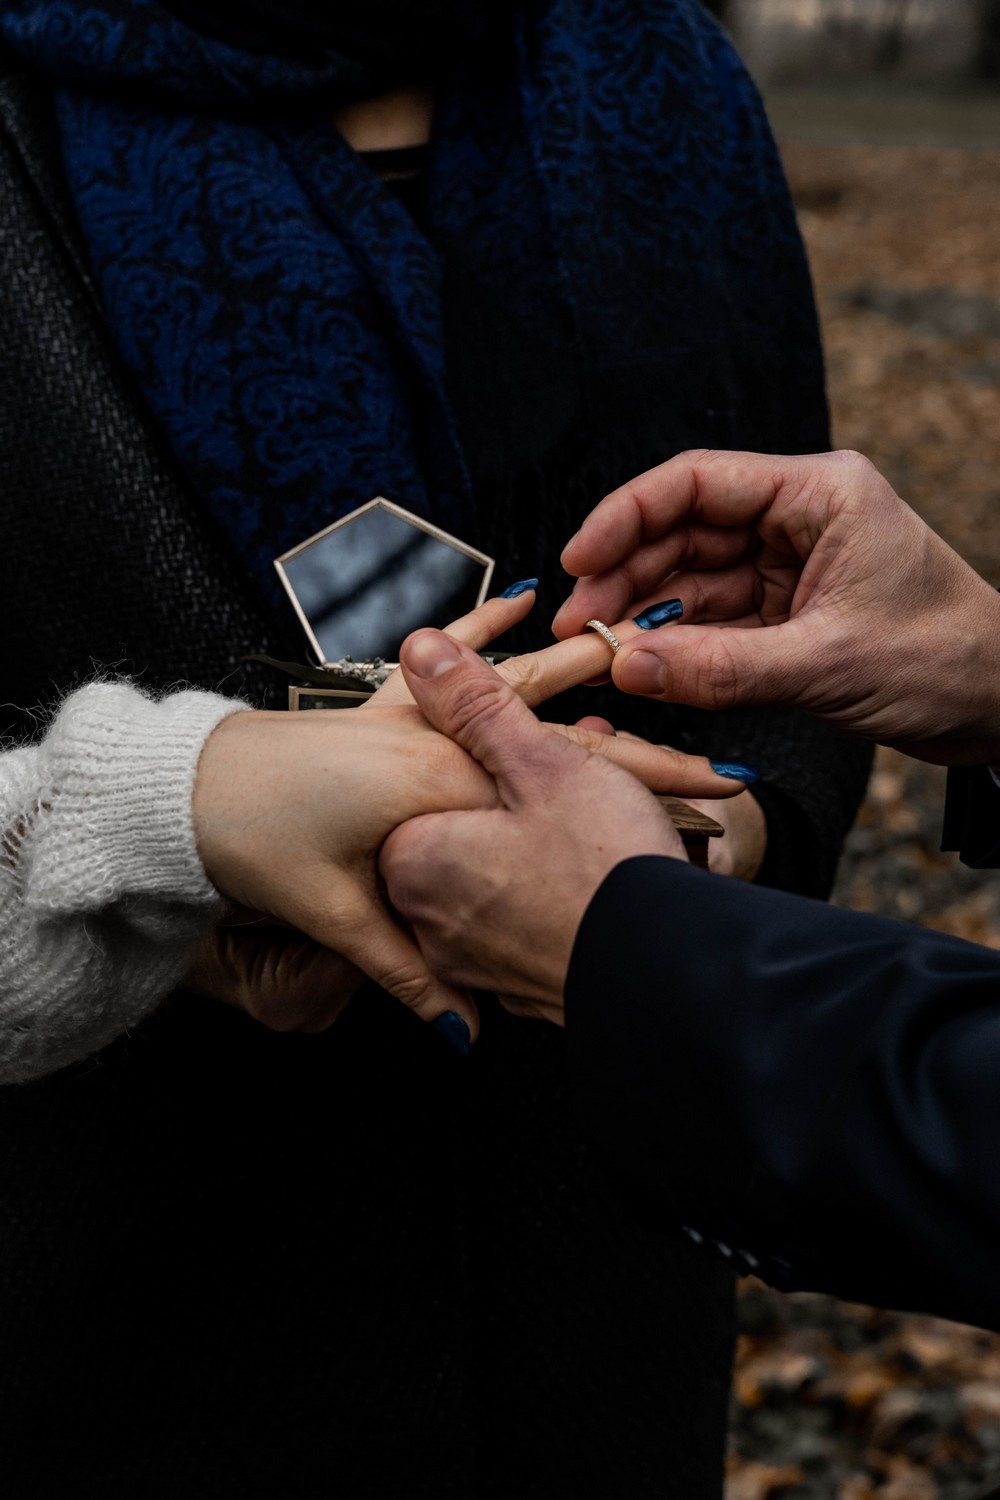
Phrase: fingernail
[
  {"left": 433, "top": 1011, "right": 472, "bottom": 1055},
  {"left": 406, "top": 630, "right": 463, "bottom": 679},
  {"left": 710, "top": 761, "right": 761, "bottom": 785},
  {"left": 619, "top": 650, "right": 663, "bottom": 695},
  {"left": 500, "top": 578, "right": 539, "bottom": 599},
  {"left": 633, "top": 599, "right": 683, "bottom": 630}
]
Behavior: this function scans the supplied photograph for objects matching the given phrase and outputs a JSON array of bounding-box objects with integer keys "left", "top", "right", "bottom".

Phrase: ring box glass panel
[{"left": 275, "top": 498, "right": 494, "bottom": 707}]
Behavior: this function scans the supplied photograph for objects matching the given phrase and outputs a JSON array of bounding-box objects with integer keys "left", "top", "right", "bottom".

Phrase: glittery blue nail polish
[
  {"left": 633, "top": 599, "right": 684, "bottom": 630},
  {"left": 500, "top": 578, "right": 539, "bottom": 599},
  {"left": 710, "top": 761, "right": 761, "bottom": 785},
  {"left": 433, "top": 1011, "right": 472, "bottom": 1055}
]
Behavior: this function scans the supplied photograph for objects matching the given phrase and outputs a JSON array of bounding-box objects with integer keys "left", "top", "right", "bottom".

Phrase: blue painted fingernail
[
  {"left": 433, "top": 1011, "right": 472, "bottom": 1055},
  {"left": 710, "top": 761, "right": 761, "bottom": 785},
  {"left": 500, "top": 578, "right": 539, "bottom": 599},
  {"left": 633, "top": 599, "right": 683, "bottom": 630}
]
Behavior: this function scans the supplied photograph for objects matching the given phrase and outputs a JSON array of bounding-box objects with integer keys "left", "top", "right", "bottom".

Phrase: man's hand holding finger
[{"left": 380, "top": 630, "right": 686, "bottom": 1018}]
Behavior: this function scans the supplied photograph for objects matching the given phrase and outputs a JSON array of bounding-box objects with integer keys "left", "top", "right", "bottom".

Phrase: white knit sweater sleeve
[{"left": 0, "top": 682, "right": 250, "bottom": 1085}]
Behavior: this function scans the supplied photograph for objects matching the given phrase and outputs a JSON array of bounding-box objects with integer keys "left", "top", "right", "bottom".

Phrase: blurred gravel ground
[{"left": 727, "top": 138, "right": 1000, "bottom": 1500}]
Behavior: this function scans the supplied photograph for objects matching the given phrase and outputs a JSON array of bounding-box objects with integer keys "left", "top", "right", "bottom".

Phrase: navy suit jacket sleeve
[{"left": 565, "top": 856, "right": 1000, "bottom": 1332}]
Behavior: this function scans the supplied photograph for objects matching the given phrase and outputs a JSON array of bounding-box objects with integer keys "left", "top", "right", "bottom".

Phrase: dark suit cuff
[{"left": 943, "top": 765, "right": 1000, "bottom": 868}]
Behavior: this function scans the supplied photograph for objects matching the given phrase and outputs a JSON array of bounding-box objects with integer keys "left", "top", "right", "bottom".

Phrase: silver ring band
[{"left": 584, "top": 619, "right": 622, "bottom": 655}]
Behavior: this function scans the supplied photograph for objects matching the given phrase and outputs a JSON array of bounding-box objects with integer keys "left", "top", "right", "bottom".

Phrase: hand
[
  {"left": 368, "top": 592, "right": 749, "bottom": 802},
  {"left": 193, "top": 591, "right": 743, "bottom": 1037},
  {"left": 554, "top": 449, "right": 1000, "bottom": 767},
  {"left": 685, "top": 789, "right": 766, "bottom": 880},
  {"left": 594, "top": 723, "right": 767, "bottom": 880},
  {"left": 185, "top": 907, "right": 363, "bottom": 1032},
  {"left": 380, "top": 629, "right": 687, "bottom": 1023}
]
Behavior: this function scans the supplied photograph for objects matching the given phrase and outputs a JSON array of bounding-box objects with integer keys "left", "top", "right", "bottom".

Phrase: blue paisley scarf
[{"left": 0, "top": 0, "right": 827, "bottom": 624}]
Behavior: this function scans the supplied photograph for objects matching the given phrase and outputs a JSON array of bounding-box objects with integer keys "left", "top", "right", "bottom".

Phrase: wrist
[
  {"left": 907, "top": 572, "right": 1000, "bottom": 766},
  {"left": 959, "top": 585, "right": 1000, "bottom": 764},
  {"left": 192, "top": 709, "right": 264, "bottom": 899},
  {"left": 37, "top": 683, "right": 248, "bottom": 911}
]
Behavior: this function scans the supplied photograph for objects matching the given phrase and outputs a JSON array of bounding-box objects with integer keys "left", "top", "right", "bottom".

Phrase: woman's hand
[
  {"left": 185, "top": 907, "right": 364, "bottom": 1033},
  {"left": 191, "top": 590, "right": 749, "bottom": 1039},
  {"left": 684, "top": 790, "right": 766, "bottom": 880},
  {"left": 192, "top": 696, "right": 496, "bottom": 1042},
  {"left": 553, "top": 449, "right": 1000, "bottom": 767},
  {"left": 584, "top": 720, "right": 768, "bottom": 881}
]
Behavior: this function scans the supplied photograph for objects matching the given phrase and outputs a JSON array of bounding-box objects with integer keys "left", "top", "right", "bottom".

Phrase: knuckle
[
  {"left": 817, "top": 450, "right": 886, "bottom": 518},
  {"left": 685, "top": 447, "right": 731, "bottom": 480},
  {"left": 693, "top": 637, "right": 745, "bottom": 709},
  {"left": 622, "top": 554, "right": 645, "bottom": 598},
  {"left": 380, "top": 834, "right": 426, "bottom": 913},
  {"left": 501, "top": 651, "right": 541, "bottom": 697},
  {"left": 445, "top": 670, "right": 512, "bottom": 735},
  {"left": 828, "top": 449, "right": 880, "bottom": 500},
  {"left": 568, "top": 726, "right": 606, "bottom": 753},
  {"left": 832, "top": 448, "right": 872, "bottom": 474},
  {"left": 248, "top": 995, "right": 303, "bottom": 1033},
  {"left": 381, "top": 961, "right": 434, "bottom": 1010}
]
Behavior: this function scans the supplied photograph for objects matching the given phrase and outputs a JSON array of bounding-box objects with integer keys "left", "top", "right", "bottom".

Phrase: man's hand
[
  {"left": 554, "top": 449, "right": 1000, "bottom": 767},
  {"left": 380, "top": 629, "right": 686, "bottom": 1023}
]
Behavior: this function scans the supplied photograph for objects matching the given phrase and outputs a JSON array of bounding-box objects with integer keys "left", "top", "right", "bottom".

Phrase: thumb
[
  {"left": 399, "top": 629, "right": 576, "bottom": 801},
  {"left": 613, "top": 620, "right": 815, "bottom": 710}
]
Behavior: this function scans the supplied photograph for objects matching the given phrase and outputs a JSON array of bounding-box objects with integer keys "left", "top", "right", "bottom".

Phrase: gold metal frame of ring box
[{"left": 288, "top": 687, "right": 374, "bottom": 709}]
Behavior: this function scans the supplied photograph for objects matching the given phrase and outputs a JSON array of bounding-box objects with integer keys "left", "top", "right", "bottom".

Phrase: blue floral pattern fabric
[{"left": 0, "top": 0, "right": 828, "bottom": 620}]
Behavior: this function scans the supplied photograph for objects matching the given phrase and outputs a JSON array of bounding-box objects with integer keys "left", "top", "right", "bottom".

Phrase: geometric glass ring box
[{"left": 275, "top": 497, "right": 494, "bottom": 708}]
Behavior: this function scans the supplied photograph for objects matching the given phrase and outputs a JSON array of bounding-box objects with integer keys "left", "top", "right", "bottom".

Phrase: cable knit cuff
[{"left": 29, "top": 683, "right": 250, "bottom": 914}]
